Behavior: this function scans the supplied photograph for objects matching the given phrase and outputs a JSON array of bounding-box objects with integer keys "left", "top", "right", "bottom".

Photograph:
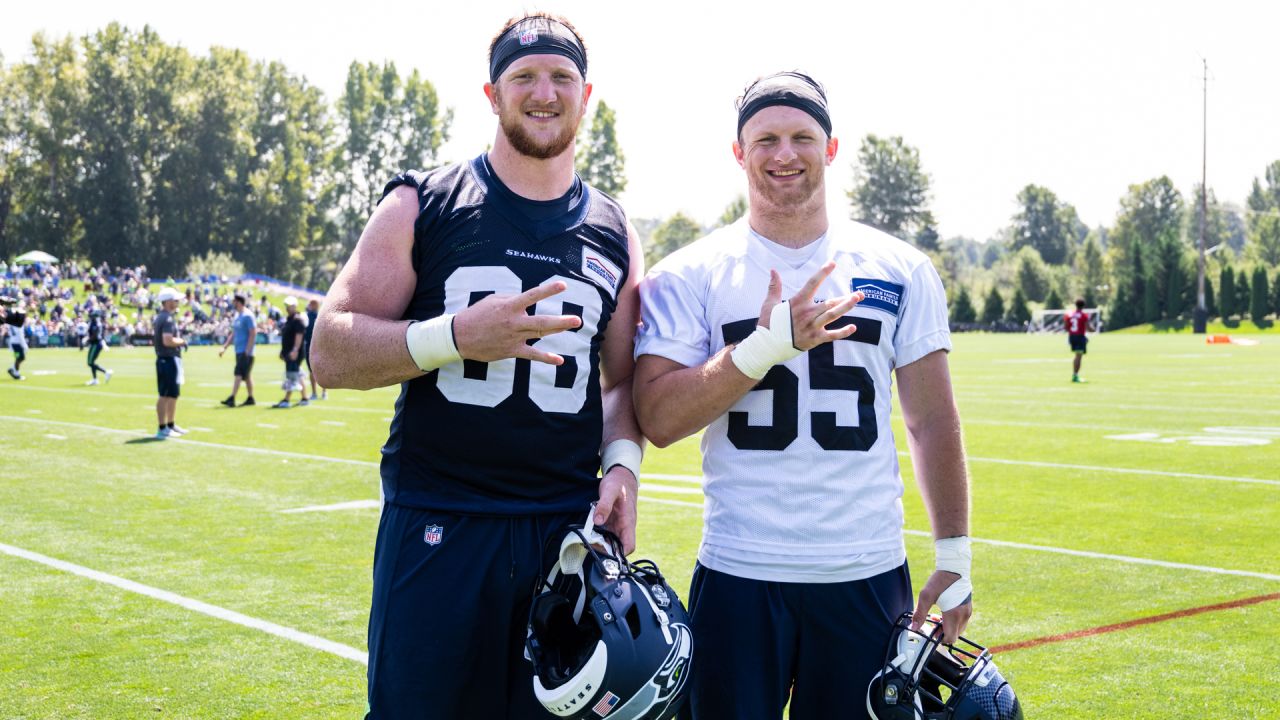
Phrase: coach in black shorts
[
  {"left": 153, "top": 287, "right": 187, "bottom": 439},
  {"left": 311, "top": 13, "right": 645, "bottom": 719}
]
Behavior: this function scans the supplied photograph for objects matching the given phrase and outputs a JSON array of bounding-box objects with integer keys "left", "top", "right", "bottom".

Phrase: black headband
[
  {"left": 489, "top": 17, "right": 587, "bottom": 83},
  {"left": 736, "top": 71, "right": 832, "bottom": 138}
]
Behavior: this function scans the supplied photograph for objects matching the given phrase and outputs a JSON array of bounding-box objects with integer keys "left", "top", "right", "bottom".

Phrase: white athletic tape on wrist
[
  {"left": 730, "top": 300, "right": 801, "bottom": 380},
  {"left": 935, "top": 536, "right": 973, "bottom": 611},
  {"left": 405, "top": 314, "right": 461, "bottom": 373},
  {"left": 601, "top": 438, "right": 643, "bottom": 483}
]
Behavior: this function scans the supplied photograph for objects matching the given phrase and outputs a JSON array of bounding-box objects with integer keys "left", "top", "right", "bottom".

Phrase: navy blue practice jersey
[{"left": 378, "top": 155, "right": 631, "bottom": 514}]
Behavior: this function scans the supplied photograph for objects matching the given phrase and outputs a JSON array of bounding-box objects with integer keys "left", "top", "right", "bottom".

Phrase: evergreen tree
[
  {"left": 1219, "top": 266, "right": 1235, "bottom": 317},
  {"left": 576, "top": 100, "right": 626, "bottom": 197},
  {"left": 848, "top": 134, "right": 933, "bottom": 242},
  {"left": 1142, "top": 273, "right": 1160, "bottom": 323},
  {"left": 1165, "top": 260, "right": 1187, "bottom": 319},
  {"left": 1250, "top": 266, "right": 1270, "bottom": 322},
  {"left": 1235, "top": 268, "right": 1251, "bottom": 320},
  {"left": 1109, "top": 285, "right": 1133, "bottom": 329},
  {"left": 1044, "top": 288, "right": 1063, "bottom": 310},
  {"left": 1271, "top": 271, "right": 1280, "bottom": 317},
  {"left": 980, "top": 287, "right": 1004, "bottom": 324},
  {"left": 951, "top": 286, "right": 976, "bottom": 323},
  {"left": 1007, "top": 287, "right": 1031, "bottom": 325}
]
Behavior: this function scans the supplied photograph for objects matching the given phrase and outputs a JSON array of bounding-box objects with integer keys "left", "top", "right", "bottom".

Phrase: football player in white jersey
[{"left": 634, "top": 72, "right": 974, "bottom": 720}]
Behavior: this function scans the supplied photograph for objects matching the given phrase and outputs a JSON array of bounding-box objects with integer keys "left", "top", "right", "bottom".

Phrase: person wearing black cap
[
  {"left": 633, "top": 71, "right": 975, "bottom": 719},
  {"left": 310, "top": 12, "right": 645, "bottom": 718}
]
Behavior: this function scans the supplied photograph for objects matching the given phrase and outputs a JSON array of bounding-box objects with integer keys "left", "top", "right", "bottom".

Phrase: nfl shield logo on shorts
[{"left": 423, "top": 524, "right": 443, "bottom": 546}]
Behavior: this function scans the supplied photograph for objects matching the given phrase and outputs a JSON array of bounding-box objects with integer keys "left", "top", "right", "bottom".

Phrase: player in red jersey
[{"left": 1066, "top": 297, "right": 1089, "bottom": 382}]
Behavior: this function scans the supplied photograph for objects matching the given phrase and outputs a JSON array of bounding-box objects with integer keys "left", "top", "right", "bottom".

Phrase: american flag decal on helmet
[{"left": 592, "top": 691, "right": 619, "bottom": 716}]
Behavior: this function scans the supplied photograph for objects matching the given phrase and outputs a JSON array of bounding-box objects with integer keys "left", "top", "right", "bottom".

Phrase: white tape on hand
[
  {"left": 405, "top": 314, "right": 461, "bottom": 373},
  {"left": 934, "top": 536, "right": 973, "bottom": 611},
  {"left": 730, "top": 300, "right": 801, "bottom": 380},
  {"left": 602, "top": 438, "right": 643, "bottom": 482}
]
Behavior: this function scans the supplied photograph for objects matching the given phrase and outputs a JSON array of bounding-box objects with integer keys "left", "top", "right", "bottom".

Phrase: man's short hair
[
  {"left": 233, "top": 294, "right": 246, "bottom": 305},
  {"left": 1075, "top": 298, "right": 1086, "bottom": 309}
]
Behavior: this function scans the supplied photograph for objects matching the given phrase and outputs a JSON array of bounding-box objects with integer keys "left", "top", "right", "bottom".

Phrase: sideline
[
  {"left": 0, "top": 541, "right": 368, "bottom": 665},
  {"left": 992, "top": 592, "right": 1280, "bottom": 653}
]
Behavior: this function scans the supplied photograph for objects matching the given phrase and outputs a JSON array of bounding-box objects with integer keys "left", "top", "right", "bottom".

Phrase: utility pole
[{"left": 1193, "top": 58, "right": 1209, "bottom": 333}]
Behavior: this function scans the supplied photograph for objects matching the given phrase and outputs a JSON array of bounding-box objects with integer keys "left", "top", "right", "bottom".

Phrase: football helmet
[
  {"left": 525, "top": 506, "right": 692, "bottom": 719},
  {"left": 867, "top": 612, "right": 1022, "bottom": 720}
]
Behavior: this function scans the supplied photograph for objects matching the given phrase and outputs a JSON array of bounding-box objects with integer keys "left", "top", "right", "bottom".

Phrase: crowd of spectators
[{"left": 1, "top": 260, "right": 296, "bottom": 348}]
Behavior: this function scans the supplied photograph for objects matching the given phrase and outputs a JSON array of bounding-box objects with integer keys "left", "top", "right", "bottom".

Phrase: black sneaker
[
  {"left": 242, "top": 397, "right": 256, "bottom": 407},
  {"left": 221, "top": 397, "right": 236, "bottom": 408}
]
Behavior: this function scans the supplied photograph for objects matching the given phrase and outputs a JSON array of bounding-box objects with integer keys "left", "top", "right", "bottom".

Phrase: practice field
[{"left": 1, "top": 334, "right": 1277, "bottom": 719}]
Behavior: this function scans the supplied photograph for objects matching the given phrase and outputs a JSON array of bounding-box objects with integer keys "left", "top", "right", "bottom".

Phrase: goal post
[{"left": 1030, "top": 308, "right": 1104, "bottom": 333}]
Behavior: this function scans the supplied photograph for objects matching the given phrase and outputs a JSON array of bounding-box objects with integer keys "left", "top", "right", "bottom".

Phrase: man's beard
[
  {"left": 498, "top": 97, "right": 581, "bottom": 159},
  {"left": 749, "top": 166, "right": 824, "bottom": 213}
]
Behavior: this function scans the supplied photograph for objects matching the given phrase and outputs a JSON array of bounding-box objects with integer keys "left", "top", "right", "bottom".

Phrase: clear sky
[{"left": 4, "top": 1, "right": 1278, "bottom": 241}]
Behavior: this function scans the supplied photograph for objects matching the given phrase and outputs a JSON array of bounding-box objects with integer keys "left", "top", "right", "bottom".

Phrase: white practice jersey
[{"left": 636, "top": 218, "right": 951, "bottom": 583}]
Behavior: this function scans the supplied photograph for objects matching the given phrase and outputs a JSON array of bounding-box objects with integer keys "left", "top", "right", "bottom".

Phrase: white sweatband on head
[
  {"left": 730, "top": 300, "right": 801, "bottom": 380},
  {"left": 601, "top": 438, "right": 643, "bottom": 482},
  {"left": 405, "top": 314, "right": 461, "bottom": 373},
  {"left": 935, "top": 536, "right": 973, "bottom": 611}
]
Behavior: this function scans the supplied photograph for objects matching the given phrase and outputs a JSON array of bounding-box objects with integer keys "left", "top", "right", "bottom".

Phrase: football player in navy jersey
[
  {"left": 311, "top": 13, "right": 645, "bottom": 719},
  {"left": 633, "top": 72, "right": 974, "bottom": 720}
]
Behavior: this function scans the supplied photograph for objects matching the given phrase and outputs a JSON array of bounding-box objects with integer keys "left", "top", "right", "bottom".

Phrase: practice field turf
[{"left": 1, "top": 334, "right": 1277, "bottom": 718}]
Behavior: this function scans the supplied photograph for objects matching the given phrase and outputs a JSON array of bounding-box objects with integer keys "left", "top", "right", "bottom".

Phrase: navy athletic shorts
[
  {"left": 1069, "top": 334, "right": 1088, "bottom": 353},
  {"left": 366, "top": 503, "right": 584, "bottom": 720},
  {"left": 685, "top": 562, "right": 913, "bottom": 720},
  {"left": 284, "top": 357, "right": 302, "bottom": 373},
  {"left": 155, "top": 356, "right": 181, "bottom": 398},
  {"left": 234, "top": 352, "right": 254, "bottom": 378}
]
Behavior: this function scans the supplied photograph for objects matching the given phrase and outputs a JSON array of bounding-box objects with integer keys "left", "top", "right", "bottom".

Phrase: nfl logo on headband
[{"left": 519, "top": 30, "right": 539, "bottom": 45}]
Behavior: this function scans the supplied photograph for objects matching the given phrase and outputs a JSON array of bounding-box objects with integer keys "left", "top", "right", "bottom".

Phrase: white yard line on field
[
  {"left": 0, "top": 415, "right": 378, "bottom": 469},
  {"left": 4, "top": 383, "right": 394, "bottom": 413},
  {"left": 899, "top": 530, "right": 1280, "bottom": 583},
  {"left": 641, "top": 489, "right": 1280, "bottom": 582},
  {"left": 0, "top": 541, "right": 368, "bottom": 664}
]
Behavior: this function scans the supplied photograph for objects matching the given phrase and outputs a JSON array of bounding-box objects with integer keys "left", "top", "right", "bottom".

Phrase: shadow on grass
[{"left": 124, "top": 437, "right": 168, "bottom": 445}]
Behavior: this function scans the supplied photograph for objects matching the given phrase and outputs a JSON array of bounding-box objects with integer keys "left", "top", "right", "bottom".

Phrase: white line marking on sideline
[
  {"left": 319, "top": 420, "right": 346, "bottom": 427},
  {"left": 282, "top": 500, "right": 381, "bottom": 513},
  {"left": 640, "top": 483, "right": 705, "bottom": 496},
  {"left": 637, "top": 494, "right": 1279, "bottom": 582},
  {"left": 0, "top": 541, "right": 368, "bottom": 664},
  {"left": 639, "top": 496, "right": 702, "bottom": 509},
  {"left": 256, "top": 423, "right": 279, "bottom": 430},
  {"left": 952, "top": 453, "right": 1280, "bottom": 487},
  {"left": 44, "top": 434, "right": 66, "bottom": 440},
  {"left": 0, "top": 416, "right": 379, "bottom": 469},
  {"left": 900, "top": 530, "right": 1280, "bottom": 582}
]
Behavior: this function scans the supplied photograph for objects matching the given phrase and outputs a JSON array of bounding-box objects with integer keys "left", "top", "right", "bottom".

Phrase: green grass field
[{"left": 2, "top": 333, "right": 1278, "bottom": 718}]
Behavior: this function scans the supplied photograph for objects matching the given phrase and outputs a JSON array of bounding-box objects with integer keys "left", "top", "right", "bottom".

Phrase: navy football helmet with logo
[
  {"left": 867, "top": 613, "right": 1023, "bottom": 720},
  {"left": 525, "top": 507, "right": 692, "bottom": 719}
]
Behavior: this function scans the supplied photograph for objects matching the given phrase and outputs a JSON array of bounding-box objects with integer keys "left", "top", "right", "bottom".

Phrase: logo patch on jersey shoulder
[
  {"left": 851, "top": 278, "right": 904, "bottom": 316},
  {"left": 424, "top": 524, "right": 443, "bottom": 545},
  {"left": 581, "top": 249, "right": 622, "bottom": 298}
]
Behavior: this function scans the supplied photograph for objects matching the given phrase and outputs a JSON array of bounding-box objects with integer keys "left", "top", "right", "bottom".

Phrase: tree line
[
  {"left": 0, "top": 24, "right": 623, "bottom": 289},
  {"left": 645, "top": 135, "right": 1280, "bottom": 330},
  {"left": 4, "top": 24, "right": 1277, "bottom": 329}
]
